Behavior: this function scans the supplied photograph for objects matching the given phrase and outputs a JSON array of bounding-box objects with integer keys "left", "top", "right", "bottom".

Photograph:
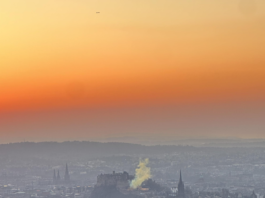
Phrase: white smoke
[{"left": 130, "top": 158, "right": 151, "bottom": 189}]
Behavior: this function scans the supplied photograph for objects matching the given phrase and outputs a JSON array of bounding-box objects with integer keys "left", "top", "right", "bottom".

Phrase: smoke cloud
[{"left": 130, "top": 158, "right": 151, "bottom": 189}]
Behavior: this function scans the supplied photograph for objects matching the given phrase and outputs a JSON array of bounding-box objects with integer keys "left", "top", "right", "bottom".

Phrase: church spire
[
  {"left": 57, "top": 170, "right": 60, "bottom": 180},
  {"left": 180, "top": 170, "right": 182, "bottom": 183},
  {"left": 64, "top": 163, "right": 70, "bottom": 182},
  {"left": 53, "top": 169, "right": 56, "bottom": 182},
  {"left": 177, "top": 170, "right": 185, "bottom": 198},
  {"left": 250, "top": 191, "right": 257, "bottom": 198}
]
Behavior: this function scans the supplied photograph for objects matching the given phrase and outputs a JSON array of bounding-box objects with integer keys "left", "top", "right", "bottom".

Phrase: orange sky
[{"left": 0, "top": 0, "right": 265, "bottom": 141}]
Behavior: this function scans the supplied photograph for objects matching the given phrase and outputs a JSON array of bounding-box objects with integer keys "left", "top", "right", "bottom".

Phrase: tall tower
[
  {"left": 57, "top": 170, "right": 61, "bottom": 182},
  {"left": 53, "top": 169, "right": 57, "bottom": 184},
  {"left": 177, "top": 170, "right": 185, "bottom": 198},
  {"left": 64, "top": 163, "right": 70, "bottom": 182},
  {"left": 250, "top": 191, "right": 257, "bottom": 198}
]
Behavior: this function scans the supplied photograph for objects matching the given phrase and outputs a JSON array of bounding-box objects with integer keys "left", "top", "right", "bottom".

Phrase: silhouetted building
[
  {"left": 53, "top": 169, "right": 57, "bottom": 183},
  {"left": 53, "top": 165, "right": 71, "bottom": 185},
  {"left": 64, "top": 163, "right": 70, "bottom": 182},
  {"left": 177, "top": 170, "right": 185, "bottom": 198},
  {"left": 57, "top": 170, "right": 60, "bottom": 181},
  {"left": 96, "top": 171, "right": 134, "bottom": 190},
  {"left": 250, "top": 191, "right": 257, "bottom": 198}
]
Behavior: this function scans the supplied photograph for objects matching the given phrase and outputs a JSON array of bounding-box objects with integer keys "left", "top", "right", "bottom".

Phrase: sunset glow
[{"left": 1, "top": 0, "right": 265, "bottom": 141}]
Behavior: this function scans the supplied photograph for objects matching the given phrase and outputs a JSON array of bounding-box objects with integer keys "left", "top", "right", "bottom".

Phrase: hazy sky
[{"left": 0, "top": 0, "right": 265, "bottom": 142}]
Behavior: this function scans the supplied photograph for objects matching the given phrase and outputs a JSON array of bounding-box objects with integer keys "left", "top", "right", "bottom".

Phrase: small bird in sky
[{"left": 96, "top": 12, "right": 100, "bottom": 14}]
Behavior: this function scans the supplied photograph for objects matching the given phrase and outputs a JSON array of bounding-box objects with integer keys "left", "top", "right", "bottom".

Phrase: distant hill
[
  {"left": 0, "top": 141, "right": 262, "bottom": 163},
  {"left": 0, "top": 141, "right": 196, "bottom": 159}
]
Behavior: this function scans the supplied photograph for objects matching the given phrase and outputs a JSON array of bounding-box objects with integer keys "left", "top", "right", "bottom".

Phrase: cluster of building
[
  {"left": 92, "top": 169, "right": 262, "bottom": 198},
  {"left": 53, "top": 164, "right": 71, "bottom": 185},
  {"left": 96, "top": 171, "right": 134, "bottom": 190},
  {"left": 0, "top": 161, "right": 264, "bottom": 198},
  {"left": 0, "top": 184, "right": 93, "bottom": 198},
  {"left": 0, "top": 168, "right": 262, "bottom": 198}
]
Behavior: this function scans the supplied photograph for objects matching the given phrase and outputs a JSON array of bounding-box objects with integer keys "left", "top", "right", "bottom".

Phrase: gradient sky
[{"left": 0, "top": 0, "right": 265, "bottom": 142}]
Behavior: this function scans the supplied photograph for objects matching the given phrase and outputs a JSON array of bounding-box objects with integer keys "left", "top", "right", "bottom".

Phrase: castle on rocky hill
[{"left": 96, "top": 171, "right": 134, "bottom": 190}]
